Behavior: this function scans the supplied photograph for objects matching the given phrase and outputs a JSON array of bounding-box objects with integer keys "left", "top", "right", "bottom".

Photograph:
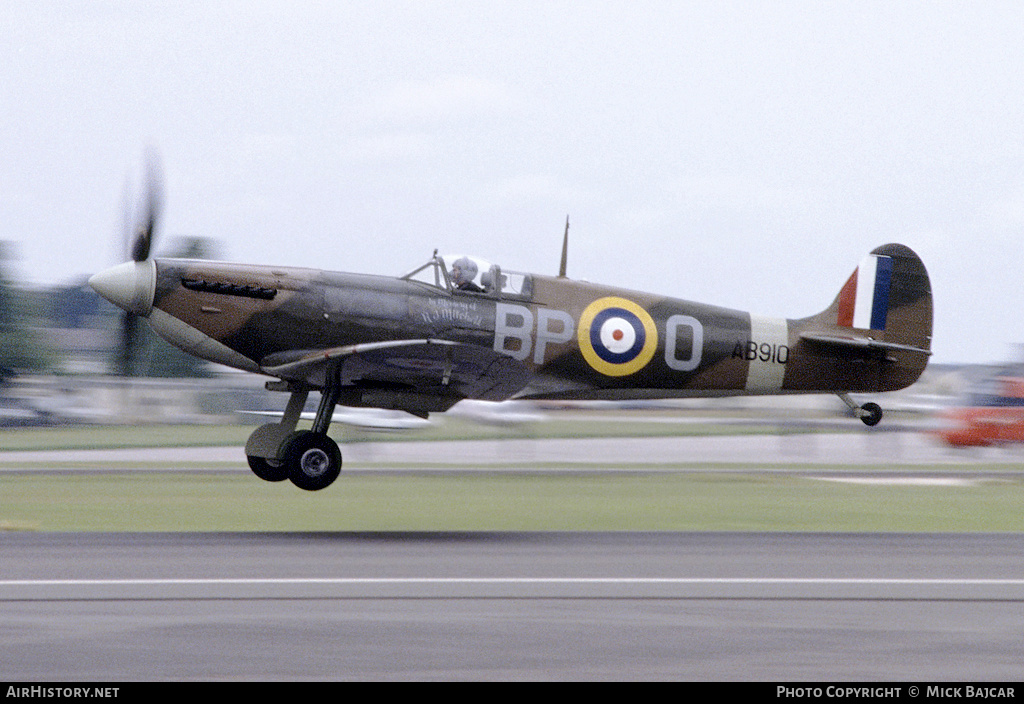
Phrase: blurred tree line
[
  {"left": 0, "top": 242, "right": 59, "bottom": 382},
  {"left": 0, "top": 237, "right": 223, "bottom": 381}
]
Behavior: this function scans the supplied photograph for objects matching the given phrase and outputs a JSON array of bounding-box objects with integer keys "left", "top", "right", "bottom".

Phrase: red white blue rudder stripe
[{"left": 837, "top": 254, "right": 893, "bottom": 331}]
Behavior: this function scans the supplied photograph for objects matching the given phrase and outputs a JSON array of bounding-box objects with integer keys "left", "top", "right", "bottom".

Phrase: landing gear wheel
[
  {"left": 247, "top": 455, "right": 288, "bottom": 482},
  {"left": 284, "top": 431, "right": 342, "bottom": 491},
  {"left": 859, "top": 402, "right": 883, "bottom": 427}
]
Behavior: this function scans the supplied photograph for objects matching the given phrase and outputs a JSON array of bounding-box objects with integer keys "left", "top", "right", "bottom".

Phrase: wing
[{"left": 260, "top": 339, "right": 532, "bottom": 414}]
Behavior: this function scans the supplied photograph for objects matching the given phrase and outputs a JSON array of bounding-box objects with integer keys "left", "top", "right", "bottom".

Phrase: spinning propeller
[{"left": 91, "top": 155, "right": 163, "bottom": 376}]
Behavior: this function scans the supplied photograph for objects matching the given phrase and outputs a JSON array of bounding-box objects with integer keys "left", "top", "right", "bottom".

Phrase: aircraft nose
[{"left": 88, "top": 260, "right": 156, "bottom": 316}]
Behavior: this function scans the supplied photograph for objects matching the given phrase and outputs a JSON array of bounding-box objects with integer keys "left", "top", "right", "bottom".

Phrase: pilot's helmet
[{"left": 451, "top": 257, "right": 477, "bottom": 286}]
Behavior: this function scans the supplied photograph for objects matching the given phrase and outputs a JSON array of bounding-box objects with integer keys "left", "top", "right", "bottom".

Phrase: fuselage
[{"left": 90, "top": 255, "right": 930, "bottom": 404}]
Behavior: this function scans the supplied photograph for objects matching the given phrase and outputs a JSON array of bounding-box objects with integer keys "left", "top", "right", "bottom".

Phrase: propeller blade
[
  {"left": 130, "top": 227, "right": 151, "bottom": 263},
  {"left": 128, "top": 152, "right": 163, "bottom": 262},
  {"left": 120, "top": 310, "right": 139, "bottom": 376}
]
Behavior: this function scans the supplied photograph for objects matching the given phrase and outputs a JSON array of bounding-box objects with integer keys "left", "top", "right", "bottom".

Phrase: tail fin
[{"left": 795, "top": 243, "right": 932, "bottom": 391}]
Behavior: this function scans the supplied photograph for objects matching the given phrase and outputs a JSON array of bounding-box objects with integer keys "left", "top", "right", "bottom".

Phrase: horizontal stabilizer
[{"left": 800, "top": 331, "right": 932, "bottom": 357}]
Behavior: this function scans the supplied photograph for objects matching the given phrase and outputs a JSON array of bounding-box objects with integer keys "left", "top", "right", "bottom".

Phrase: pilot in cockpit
[{"left": 451, "top": 257, "right": 484, "bottom": 292}]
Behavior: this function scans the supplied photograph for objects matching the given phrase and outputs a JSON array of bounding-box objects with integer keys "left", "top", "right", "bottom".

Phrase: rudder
[{"left": 793, "top": 243, "right": 932, "bottom": 392}]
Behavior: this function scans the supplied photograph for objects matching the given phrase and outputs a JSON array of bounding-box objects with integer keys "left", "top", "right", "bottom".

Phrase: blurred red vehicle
[{"left": 937, "top": 375, "right": 1024, "bottom": 447}]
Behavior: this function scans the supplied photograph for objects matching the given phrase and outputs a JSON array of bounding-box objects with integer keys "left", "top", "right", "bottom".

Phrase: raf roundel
[{"left": 578, "top": 297, "right": 659, "bottom": 377}]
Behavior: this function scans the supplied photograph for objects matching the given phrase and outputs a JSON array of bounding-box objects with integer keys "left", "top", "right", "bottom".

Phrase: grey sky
[{"left": 2, "top": 1, "right": 1022, "bottom": 364}]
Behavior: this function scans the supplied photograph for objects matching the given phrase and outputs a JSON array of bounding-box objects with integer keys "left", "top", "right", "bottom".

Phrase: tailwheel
[
  {"left": 283, "top": 430, "right": 342, "bottom": 491},
  {"left": 247, "top": 456, "right": 289, "bottom": 482},
  {"left": 859, "top": 402, "right": 883, "bottom": 427},
  {"left": 838, "top": 394, "right": 884, "bottom": 427}
]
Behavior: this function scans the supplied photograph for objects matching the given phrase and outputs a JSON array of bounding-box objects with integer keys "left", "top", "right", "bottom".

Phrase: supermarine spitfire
[{"left": 90, "top": 170, "right": 933, "bottom": 491}]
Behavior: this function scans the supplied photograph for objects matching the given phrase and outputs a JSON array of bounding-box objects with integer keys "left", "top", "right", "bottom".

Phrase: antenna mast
[{"left": 558, "top": 215, "right": 569, "bottom": 278}]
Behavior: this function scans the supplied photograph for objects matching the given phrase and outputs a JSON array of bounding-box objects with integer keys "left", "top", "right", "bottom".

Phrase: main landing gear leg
[
  {"left": 838, "top": 394, "right": 883, "bottom": 427},
  {"left": 245, "top": 386, "right": 308, "bottom": 482},
  {"left": 282, "top": 384, "right": 342, "bottom": 492}
]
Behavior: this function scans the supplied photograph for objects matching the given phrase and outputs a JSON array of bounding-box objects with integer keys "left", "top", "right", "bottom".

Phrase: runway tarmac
[
  {"left": 3, "top": 430, "right": 1023, "bottom": 680},
  {"left": 3, "top": 532, "right": 1024, "bottom": 680}
]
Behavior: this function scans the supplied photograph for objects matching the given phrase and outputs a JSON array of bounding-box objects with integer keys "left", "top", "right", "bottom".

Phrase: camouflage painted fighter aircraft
[{"left": 90, "top": 174, "right": 933, "bottom": 491}]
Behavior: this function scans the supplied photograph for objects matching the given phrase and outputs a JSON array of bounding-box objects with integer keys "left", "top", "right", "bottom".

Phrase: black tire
[
  {"left": 284, "top": 431, "right": 342, "bottom": 491},
  {"left": 247, "top": 455, "right": 289, "bottom": 482},
  {"left": 860, "top": 402, "right": 883, "bottom": 427}
]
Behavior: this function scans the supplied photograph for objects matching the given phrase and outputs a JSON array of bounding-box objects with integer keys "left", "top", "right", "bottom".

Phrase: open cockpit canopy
[{"left": 402, "top": 252, "right": 532, "bottom": 298}]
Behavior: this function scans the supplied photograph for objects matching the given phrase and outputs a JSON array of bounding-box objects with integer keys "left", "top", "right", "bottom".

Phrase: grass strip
[{"left": 2, "top": 471, "right": 1022, "bottom": 532}]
